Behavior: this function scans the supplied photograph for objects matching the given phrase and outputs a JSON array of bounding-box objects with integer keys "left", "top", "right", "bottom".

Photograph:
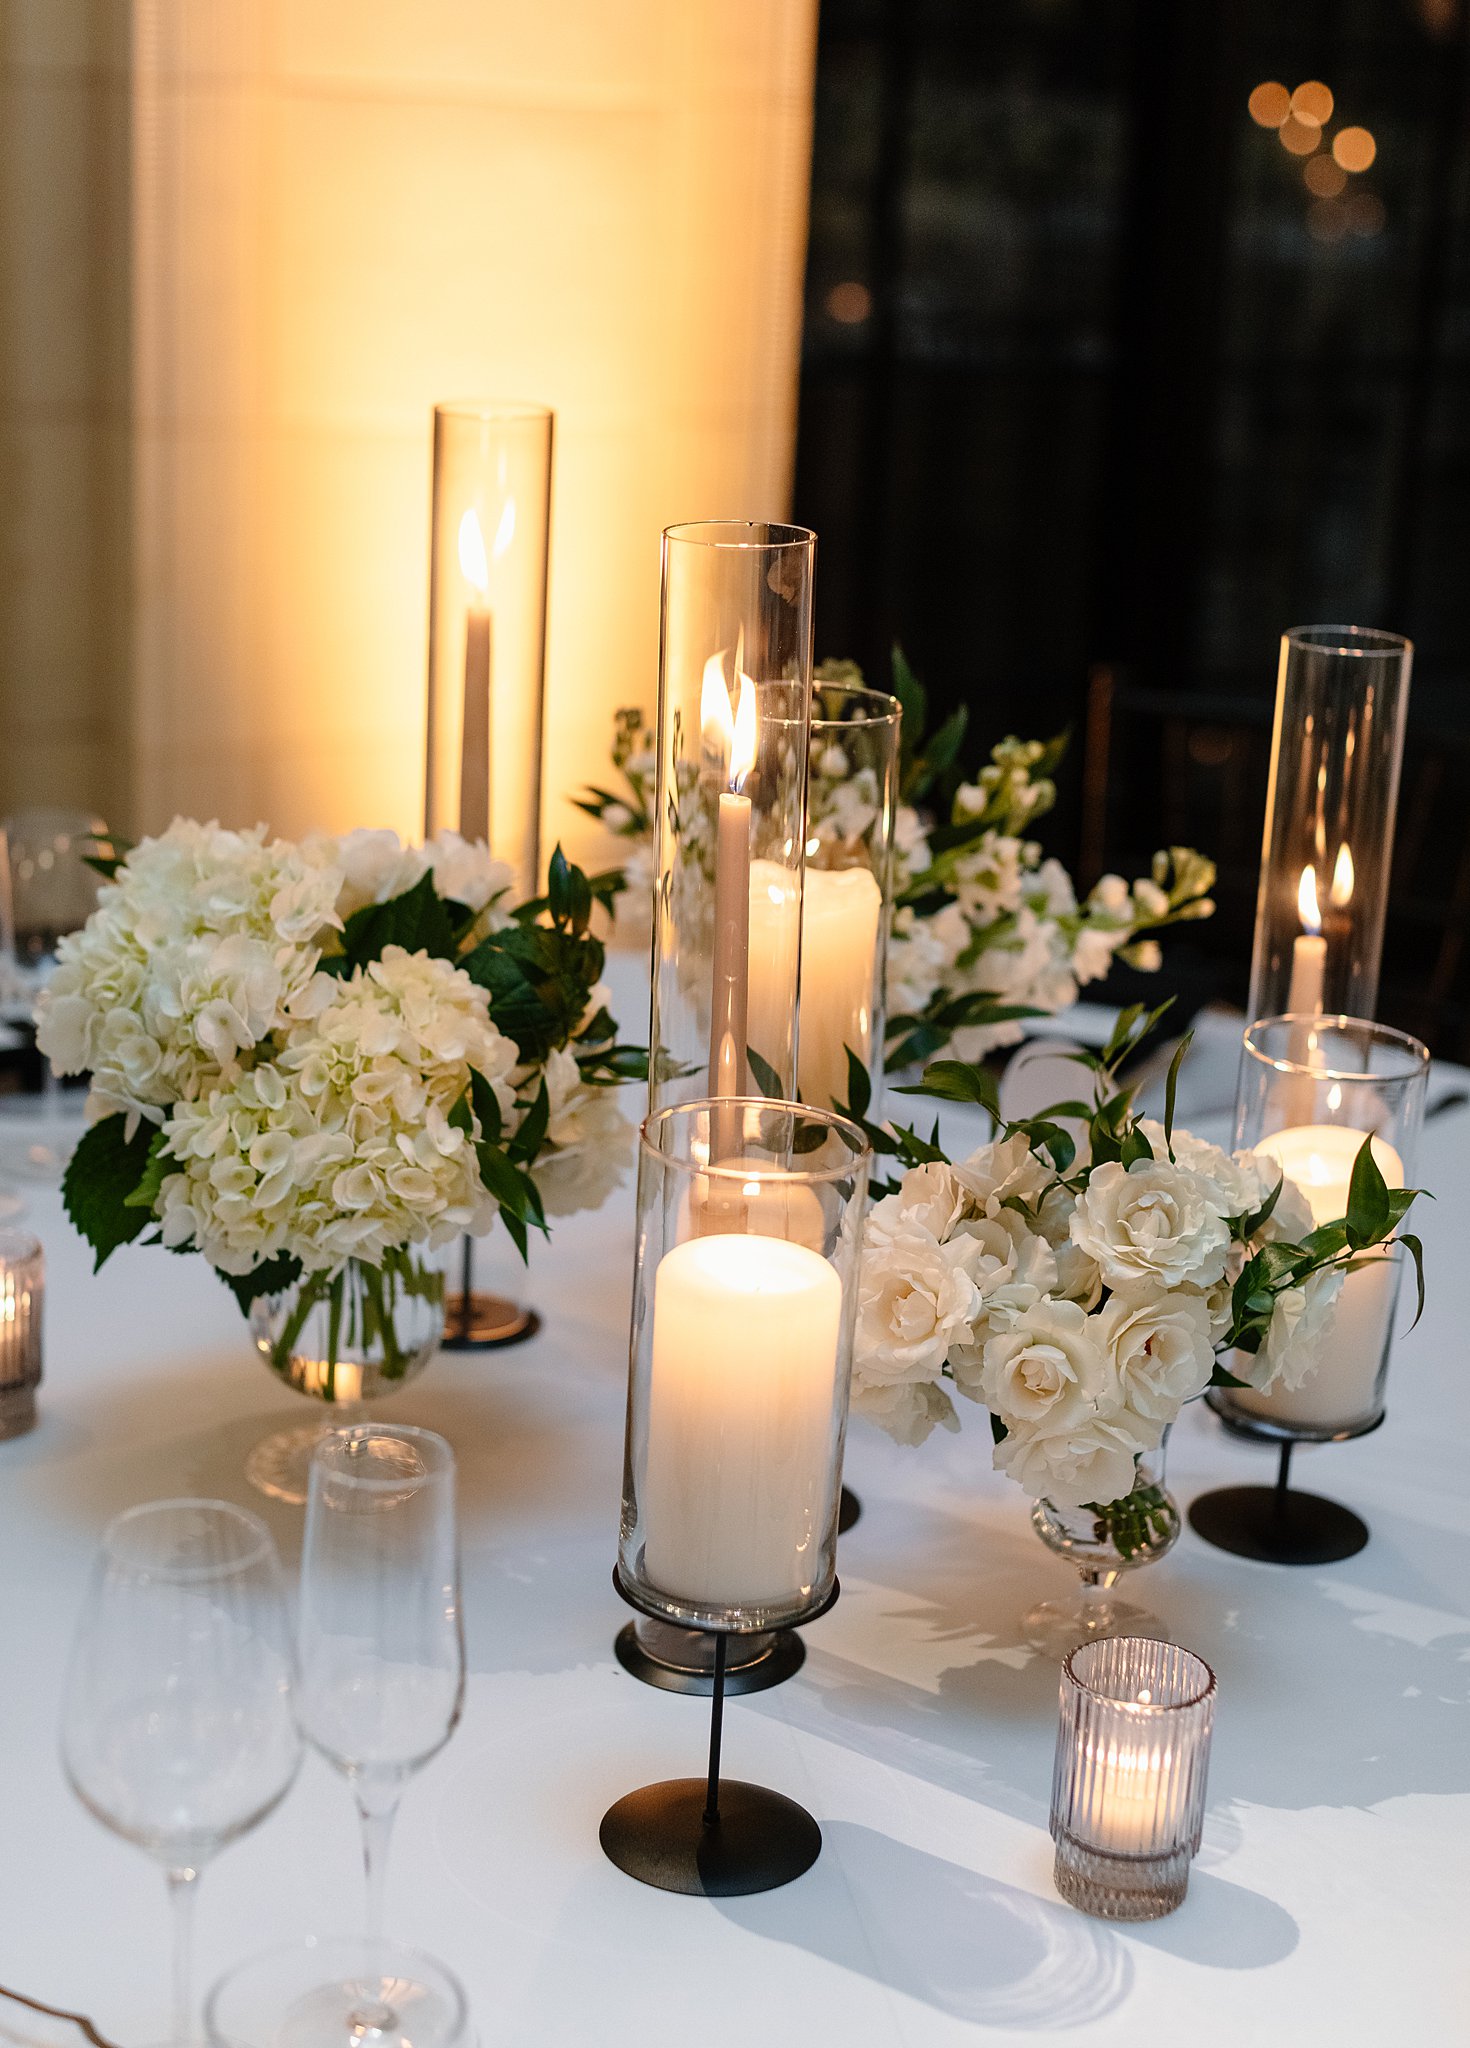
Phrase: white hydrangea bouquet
[
  {"left": 573, "top": 653, "right": 1216, "bottom": 1067},
  {"left": 841, "top": 1005, "right": 1426, "bottom": 1541},
  {"left": 37, "top": 821, "right": 642, "bottom": 1383}
]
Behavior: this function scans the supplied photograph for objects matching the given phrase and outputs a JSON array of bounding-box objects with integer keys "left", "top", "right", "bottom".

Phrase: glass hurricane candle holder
[
  {"left": 1050, "top": 1636, "right": 1216, "bottom": 1922},
  {"left": 603, "top": 1096, "right": 871, "bottom": 1897},
  {"left": 0, "top": 1228, "right": 42, "bottom": 1438},
  {"left": 424, "top": 401, "right": 553, "bottom": 901},
  {"left": 801, "top": 683, "right": 901, "bottom": 1113},
  {"left": 648, "top": 521, "right": 816, "bottom": 1113},
  {"left": 1248, "top": 625, "right": 1411, "bottom": 1027},
  {"left": 618, "top": 1097, "right": 870, "bottom": 1634},
  {"left": 1190, "top": 1014, "right": 1429, "bottom": 1567}
]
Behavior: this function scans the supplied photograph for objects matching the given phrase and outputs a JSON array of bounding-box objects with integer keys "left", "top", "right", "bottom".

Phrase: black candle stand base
[
  {"left": 1188, "top": 1442, "right": 1369, "bottom": 1565},
  {"left": 439, "top": 1291, "right": 541, "bottom": 1351},
  {"left": 599, "top": 1777, "right": 821, "bottom": 1897},
  {"left": 1188, "top": 1484, "right": 1368, "bottom": 1565},
  {"left": 838, "top": 1485, "right": 862, "bottom": 1534},
  {"left": 603, "top": 1574, "right": 837, "bottom": 1895},
  {"left": 614, "top": 1622, "right": 804, "bottom": 1697},
  {"left": 439, "top": 1236, "right": 540, "bottom": 1351}
]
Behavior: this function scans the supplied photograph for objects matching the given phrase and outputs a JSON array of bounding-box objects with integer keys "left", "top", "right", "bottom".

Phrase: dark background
[{"left": 793, "top": 0, "right": 1470, "bottom": 1053}]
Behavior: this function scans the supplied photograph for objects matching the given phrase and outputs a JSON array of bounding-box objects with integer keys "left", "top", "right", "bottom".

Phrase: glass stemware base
[
  {"left": 1022, "top": 1584, "right": 1166, "bottom": 1660},
  {"left": 244, "top": 1417, "right": 363, "bottom": 1507},
  {"left": 206, "top": 1937, "right": 469, "bottom": 2048},
  {"left": 1023, "top": 1441, "right": 1181, "bottom": 1658}
]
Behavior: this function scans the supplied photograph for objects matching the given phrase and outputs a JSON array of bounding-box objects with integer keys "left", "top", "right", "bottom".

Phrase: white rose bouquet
[
  {"left": 572, "top": 652, "right": 1216, "bottom": 1066},
  {"left": 38, "top": 821, "right": 643, "bottom": 1379},
  {"left": 842, "top": 1004, "right": 1426, "bottom": 1542}
]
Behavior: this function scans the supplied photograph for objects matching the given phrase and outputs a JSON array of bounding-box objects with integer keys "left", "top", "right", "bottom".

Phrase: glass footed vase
[
  {"left": 246, "top": 1252, "right": 445, "bottom": 1504},
  {"left": 1023, "top": 1431, "right": 1181, "bottom": 1658}
]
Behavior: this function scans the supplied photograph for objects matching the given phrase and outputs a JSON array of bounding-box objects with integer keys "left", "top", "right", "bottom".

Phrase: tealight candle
[
  {"left": 640, "top": 1232, "right": 842, "bottom": 1610},
  {"left": 0, "top": 1230, "right": 43, "bottom": 1439},
  {"left": 1051, "top": 1636, "right": 1215, "bottom": 1921}
]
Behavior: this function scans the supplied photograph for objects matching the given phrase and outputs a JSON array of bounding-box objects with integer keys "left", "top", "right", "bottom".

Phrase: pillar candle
[
  {"left": 641, "top": 1233, "right": 842, "bottom": 1608},
  {"left": 1233, "top": 1123, "right": 1403, "bottom": 1428},
  {"left": 793, "top": 865, "right": 884, "bottom": 1110}
]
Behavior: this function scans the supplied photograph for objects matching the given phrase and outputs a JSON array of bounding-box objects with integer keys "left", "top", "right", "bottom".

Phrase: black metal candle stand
[
  {"left": 1188, "top": 1407, "right": 1383, "bottom": 1565},
  {"left": 601, "top": 1568, "right": 837, "bottom": 1896},
  {"left": 439, "top": 1234, "right": 541, "bottom": 1351},
  {"left": 837, "top": 1485, "right": 862, "bottom": 1533}
]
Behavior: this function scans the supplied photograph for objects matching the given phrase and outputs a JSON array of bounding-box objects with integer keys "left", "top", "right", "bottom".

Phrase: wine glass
[
  {"left": 282, "top": 1425, "right": 467, "bottom": 2045},
  {"left": 60, "top": 1499, "right": 302, "bottom": 2046}
]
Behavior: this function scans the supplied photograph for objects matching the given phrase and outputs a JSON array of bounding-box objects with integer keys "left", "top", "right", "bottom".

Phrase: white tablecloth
[{"left": 1, "top": 964, "right": 1465, "bottom": 2044}]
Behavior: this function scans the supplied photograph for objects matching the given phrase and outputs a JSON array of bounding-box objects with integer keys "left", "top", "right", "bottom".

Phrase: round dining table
[{"left": 0, "top": 960, "right": 1463, "bottom": 2045}]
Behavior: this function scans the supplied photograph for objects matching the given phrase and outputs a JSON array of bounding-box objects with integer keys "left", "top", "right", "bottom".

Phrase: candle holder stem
[
  {"left": 1188, "top": 1420, "right": 1374, "bottom": 1564},
  {"left": 703, "top": 1632, "right": 727, "bottom": 1828}
]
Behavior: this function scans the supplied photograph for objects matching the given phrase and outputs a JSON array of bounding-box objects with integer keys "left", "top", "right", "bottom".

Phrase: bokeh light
[
  {"left": 1248, "top": 81, "right": 1291, "bottom": 128},
  {"left": 1291, "top": 80, "right": 1335, "bottom": 126},
  {"left": 1279, "top": 114, "right": 1322, "bottom": 156},
  {"left": 1334, "top": 126, "right": 1377, "bottom": 173},
  {"left": 1304, "top": 154, "right": 1348, "bottom": 198},
  {"left": 1345, "top": 191, "right": 1387, "bottom": 235},
  {"left": 1307, "top": 198, "right": 1349, "bottom": 244},
  {"left": 825, "top": 281, "right": 872, "bottom": 324}
]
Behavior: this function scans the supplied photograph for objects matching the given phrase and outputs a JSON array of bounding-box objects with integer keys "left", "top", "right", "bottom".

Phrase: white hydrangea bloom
[
  {"left": 157, "top": 947, "right": 513, "bottom": 1274},
  {"left": 37, "top": 819, "right": 344, "bottom": 1125},
  {"left": 1256, "top": 1263, "right": 1345, "bottom": 1392}
]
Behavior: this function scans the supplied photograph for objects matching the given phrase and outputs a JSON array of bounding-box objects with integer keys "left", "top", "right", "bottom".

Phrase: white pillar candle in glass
[
  {"left": 1233, "top": 1123, "right": 1403, "bottom": 1428},
  {"left": 747, "top": 860, "right": 884, "bottom": 1112},
  {"left": 641, "top": 1233, "right": 842, "bottom": 1609},
  {"left": 457, "top": 508, "right": 493, "bottom": 846}
]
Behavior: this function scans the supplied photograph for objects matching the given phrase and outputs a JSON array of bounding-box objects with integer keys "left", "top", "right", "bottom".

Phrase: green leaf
[
  {"left": 843, "top": 1045, "right": 872, "bottom": 1121},
  {"left": 123, "top": 1129, "right": 172, "bottom": 1210},
  {"left": 889, "top": 643, "right": 927, "bottom": 737},
  {"left": 896, "top": 1058, "right": 1000, "bottom": 1120},
  {"left": 747, "top": 1046, "right": 785, "bottom": 1100},
  {"left": 469, "top": 1067, "right": 504, "bottom": 1145},
  {"left": 337, "top": 870, "right": 458, "bottom": 973},
  {"left": 62, "top": 1114, "right": 158, "bottom": 1270},
  {"left": 1120, "top": 1123, "right": 1154, "bottom": 1169},
  {"left": 1345, "top": 1135, "right": 1391, "bottom": 1247},
  {"left": 1229, "top": 1172, "right": 1284, "bottom": 1243},
  {"left": 1398, "top": 1231, "right": 1426, "bottom": 1329},
  {"left": 508, "top": 1079, "right": 551, "bottom": 1166},
  {"left": 1008, "top": 1117, "right": 1075, "bottom": 1173},
  {"left": 1162, "top": 1029, "right": 1193, "bottom": 1159},
  {"left": 218, "top": 1251, "right": 305, "bottom": 1315}
]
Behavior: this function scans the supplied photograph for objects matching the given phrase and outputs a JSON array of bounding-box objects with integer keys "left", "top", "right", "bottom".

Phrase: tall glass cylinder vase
[
  {"left": 801, "top": 684, "right": 901, "bottom": 1112},
  {"left": 1247, "top": 625, "right": 1411, "bottom": 1027},
  {"left": 648, "top": 522, "right": 816, "bottom": 1113},
  {"left": 618, "top": 1098, "right": 870, "bottom": 1635},
  {"left": 424, "top": 401, "right": 553, "bottom": 901},
  {"left": 1213, "top": 1014, "right": 1428, "bottom": 1441}
]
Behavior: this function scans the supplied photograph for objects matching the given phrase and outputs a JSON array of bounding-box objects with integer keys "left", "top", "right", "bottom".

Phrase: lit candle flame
[
  {"left": 1330, "top": 842, "right": 1354, "bottom": 908},
  {"left": 701, "top": 640, "right": 758, "bottom": 793},
  {"left": 458, "top": 508, "right": 489, "bottom": 594},
  {"left": 1327, "top": 1082, "right": 1342, "bottom": 1113},
  {"left": 1298, "top": 864, "right": 1322, "bottom": 935}
]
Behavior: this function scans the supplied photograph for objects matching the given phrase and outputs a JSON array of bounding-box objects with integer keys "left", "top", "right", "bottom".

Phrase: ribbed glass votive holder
[
  {"left": 1050, "top": 1636, "right": 1216, "bottom": 1921},
  {"left": 0, "top": 1228, "right": 43, "bottom": 1438}
]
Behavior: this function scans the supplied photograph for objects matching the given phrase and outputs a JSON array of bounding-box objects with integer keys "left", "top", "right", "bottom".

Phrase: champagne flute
[
  {"left": 289, "top": 1425, "right": 466, "bottom": 2044},
  {"left": 60, "top": 1500, "right": 302, "bottom": 2046}
]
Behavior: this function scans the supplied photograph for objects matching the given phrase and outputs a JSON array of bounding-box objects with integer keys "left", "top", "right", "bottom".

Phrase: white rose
[
  {"left": 993, "top": 1409, "right": 1146, "bottom": 1510},
  {"left": 866, "top": 1160, "right": 971, "bottom": 1243},
  {"left": 947, "top": 1212, "right": 1057, "bottom": 1397},
  {"left": 1035, "top": 1183, "right": 1103, "bottom": 1309},
  {"left": 1096, "top": 1291, "right": 1214, "bottom": 1428},
  {"left": 1257, "top": 1264, "right": 1345, "bottom": 1392},
  {"left": 852, "top": 1376, "right": 961, "bottom": 1447},
  {"left": 952, "top": 1132, "right": 1051, "bottom": 1215},
  {"left": 1071, "top": 1158, "right": 1230, "bottom": 1297},
  {"left": 854, "top": 1221, "right": 980, "bottom": 1388},
  {"left": 978, "top": 1298, "right": 1107, "bottom": 1433}
]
